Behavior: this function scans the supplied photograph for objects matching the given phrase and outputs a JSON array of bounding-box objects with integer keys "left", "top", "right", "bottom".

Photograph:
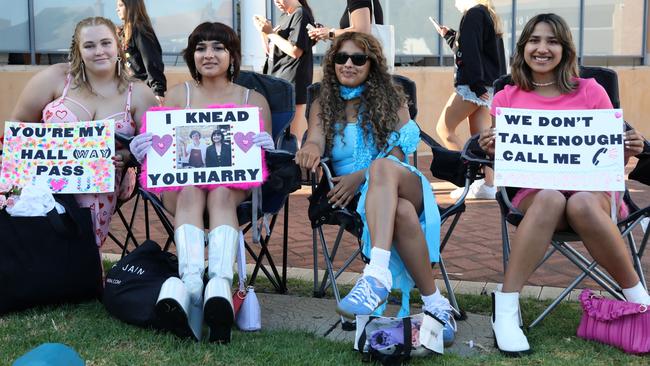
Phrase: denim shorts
[{"left": 456, "top": 85, "right": 494, "bottom": 108}]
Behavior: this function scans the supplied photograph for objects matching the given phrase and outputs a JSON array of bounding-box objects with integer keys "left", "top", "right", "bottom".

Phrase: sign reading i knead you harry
[
  {"left": 143, "top": 106, "right": 264, "bottom": 190},
  {"left": 494, "top": 108, "right": 625, "bottom": 192},
  {"left": 1, "top": 120, "right": 115, "bottom": 193}
]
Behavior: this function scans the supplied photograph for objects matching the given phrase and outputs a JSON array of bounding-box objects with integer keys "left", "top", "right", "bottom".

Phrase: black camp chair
[
  {"left": 466, "top": 66, "right": 649, "bottom": 328},
  {"left": 308, "top": 75, "right": 480, "bottom": 329}
]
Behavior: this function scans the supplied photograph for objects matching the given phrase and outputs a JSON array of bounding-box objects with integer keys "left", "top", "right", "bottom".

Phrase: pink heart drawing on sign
[
  {"left": 496, "top": 108, "right": 502, "bottom": 116},
  {"left": 234, "top": 132, "right": 256, "bottom": 153},
  {"left": 151, "top": 134, "right": 173, "bottom": 156},
  {"left": 615, "top": 112, "right": 622, "bottom": 118},
  {"left": 48, "top": 177, "right": 69, "bottom": 192}
]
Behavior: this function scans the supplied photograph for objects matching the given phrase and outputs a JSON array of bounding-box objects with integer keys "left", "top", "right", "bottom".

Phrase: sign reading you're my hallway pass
[
  {"left": 1, "top": 120, "right": 115, "bottom": 193},
  {"left": 494, "top": 108, "right": 625, "bottom": 192}
]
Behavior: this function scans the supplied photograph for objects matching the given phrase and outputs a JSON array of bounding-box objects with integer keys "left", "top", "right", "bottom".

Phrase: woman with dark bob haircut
[
  {"left": 296, "top": 32, "right": 456, "bottom": 352},
  {"left": 129, "top": 22, "right": 273, "bottom": 343},
  {"left": 479, "top": 13, "right": 649, "bottom": 356}
]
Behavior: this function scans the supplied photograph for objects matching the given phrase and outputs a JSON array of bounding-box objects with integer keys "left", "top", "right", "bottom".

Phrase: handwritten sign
[
  {"left": 144, "top": 107, "right": 264, "bottom": 190},
  {"left": 494, "top": 108, "right": 624, "bottom": 191},
  {"left": 1, "top": 120, "right": 115, "bottom": 193}
]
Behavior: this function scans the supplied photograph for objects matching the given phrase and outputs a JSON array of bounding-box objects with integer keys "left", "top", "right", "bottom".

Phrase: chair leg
[{"left": 438, "top": 257, "right": 465, "bottom": 320}]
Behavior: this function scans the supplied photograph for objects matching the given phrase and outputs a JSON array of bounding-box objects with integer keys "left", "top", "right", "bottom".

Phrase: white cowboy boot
[
  {"left": 203, "top": 225, "right": 239, "bottom": 343},
  {"left": 491, "top": 291, "right": 531, "bottom": 356},
  {"left": 156, "top": 224, "right": 205, "bottom": 341}
]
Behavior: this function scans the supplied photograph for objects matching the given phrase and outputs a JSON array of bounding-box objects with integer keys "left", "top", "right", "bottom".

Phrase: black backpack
[{"left": 103, "top": 240, "right": 178, "bottom": 328}]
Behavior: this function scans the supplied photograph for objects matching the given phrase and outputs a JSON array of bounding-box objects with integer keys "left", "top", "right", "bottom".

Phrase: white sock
[
  {"left": 422, "top": 288, "right": 450, "bottom": 311},
  {"left": 362, "top": 247, "right": 392, "bottom": 289},
  {"left": 369, "top": 247, "right": 391, "bottom": 269},
  {"left": 623, "top": 282, "right": 650, "bottom": 305}
]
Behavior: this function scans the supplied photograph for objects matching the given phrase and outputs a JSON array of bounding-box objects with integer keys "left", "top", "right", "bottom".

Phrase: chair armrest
[{"left": 461, "top": 133, "right": 493, "bottom": 166}]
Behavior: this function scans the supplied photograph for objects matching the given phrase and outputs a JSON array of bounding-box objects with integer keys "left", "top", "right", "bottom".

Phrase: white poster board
[
  {"left": 143, "top": 107, "right": 264, "bottom": 190},
  {"left": 1, "top": 120, "right": 115, "bottom": 193},
  {"left": 494, "top": 108, "right": 625, "bottom": 191}
]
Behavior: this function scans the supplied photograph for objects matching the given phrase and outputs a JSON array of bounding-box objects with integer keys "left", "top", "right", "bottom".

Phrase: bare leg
[
  {"left": 162, "top": 187, "right": 207, "bottom": 229},
  {"left": 502, "top": 190, "right": 569, "bottom": 292},
  {"left": 365, "top": 158, "right": 424, "bottom": 251},
  {"left": 435, "top": 93, "right": 481, "bottom": 151},
  {"left": 290, "top": 104, "right": 308, "bottom": 147},
  {"left": 567, "top": 192, "right": 639, "bottom": 288},
  {"left": 206, "top": 187, "right": 249, "bottom": 230},
  {"left": 393, "top": 197, "right": 437, "bottom": 295}
]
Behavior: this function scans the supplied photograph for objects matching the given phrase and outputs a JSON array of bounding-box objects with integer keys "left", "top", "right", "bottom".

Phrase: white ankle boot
[
  {"left": 156, "top": 224, "right": 205, "bottom": 341},
  {"left": 204, "top": 225, "right": 239, "bottom": 343},
  {"left": 492, "top": 291, "right": 531, "bottom": 356}
]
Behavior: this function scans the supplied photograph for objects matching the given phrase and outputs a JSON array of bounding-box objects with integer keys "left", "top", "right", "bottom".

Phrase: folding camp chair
[
  {"left": 123, "top": 71, "right": 299, "bottom": 293},
  {"left": 468, "top": 66, "right": 650, "bottom": 328},
  {"left": 308, "top": 75, "right": 481, "bottom": 328}
]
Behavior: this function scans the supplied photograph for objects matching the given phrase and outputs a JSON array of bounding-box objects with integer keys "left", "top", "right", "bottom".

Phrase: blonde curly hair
[{"left": 319, "top": 32, "right": 406, "bottom": 153}]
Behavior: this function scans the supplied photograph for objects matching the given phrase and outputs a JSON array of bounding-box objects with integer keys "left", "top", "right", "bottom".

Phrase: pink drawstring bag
[{"left": 577, "top": 289, "right": 650, "bottom": 354}]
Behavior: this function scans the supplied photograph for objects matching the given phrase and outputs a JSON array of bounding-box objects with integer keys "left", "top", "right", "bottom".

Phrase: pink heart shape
[
  {"left": 615, "top": 112, "right": 622, "bottom": 118},
  {"left": 151, "top": 134, "right": 173, "bottom": 156},
  {"left": 48, "top": 177, "right": 69, "bottom": 192},
  {"left": 496, "top": 108, "right": 502, "bottom": 116},
  {"left": 234, "top": 132, "right": 256, "bottom": 153}
]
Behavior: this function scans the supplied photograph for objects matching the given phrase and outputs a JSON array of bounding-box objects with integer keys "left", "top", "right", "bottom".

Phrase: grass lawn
[{"left": 1, "top": 274, "right": 648, "bottom": 365}]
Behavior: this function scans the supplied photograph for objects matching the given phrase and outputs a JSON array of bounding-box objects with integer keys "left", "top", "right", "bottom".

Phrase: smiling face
[
  {"left": 212, "top": 131, "right": 223, "bottom": 143},
  {"left": 193, "top": 40, "right": 230, "bottom": 80},
  {"left": 334, "top": 40, "right": 371, "bottom": 88},
  {"left": 78, "top": 24, "right": 119, "bottom": 75},
  {"left": 116, "top": 0, "right": 126, "bottom": 21},
  {"left": 523, "top": 21, "right": 563, "bottom": 82}
]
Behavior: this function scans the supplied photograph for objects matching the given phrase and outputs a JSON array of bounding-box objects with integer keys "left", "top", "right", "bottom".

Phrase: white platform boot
[
  {"left": 155, "top": 224, "right": 205, "bottom": 341},
  {"left": 203, "top": 225, "right": 239, "bottom": 343},
  {"left": 491, "top": 291, "right": 531, "bottom": 356}
]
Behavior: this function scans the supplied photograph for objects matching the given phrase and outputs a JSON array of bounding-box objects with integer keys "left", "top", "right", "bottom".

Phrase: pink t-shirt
[
  {"left": 490, "top": 77, "right": 613, "bottom": 114},
  {"left": 489, "top": 77, "right": 627, "bottom": 217}
]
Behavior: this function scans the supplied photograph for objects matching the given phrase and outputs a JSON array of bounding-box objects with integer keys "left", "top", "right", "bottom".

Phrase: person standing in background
[
  {"left": 435, "top": 0, "right": 506, "bottom": 200},
  {"left": 307, "top": 0, "right": 382, "bottom": 41},
  {"left": 116, "top": 0, "right": 167, "bottom": 105},
  {"left": 254, "top": 0, "right": 315, "bottom": 144}
]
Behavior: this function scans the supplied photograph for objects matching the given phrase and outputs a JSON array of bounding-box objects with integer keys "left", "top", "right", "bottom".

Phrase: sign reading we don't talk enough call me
[
  {"left": 494, "top": 108, "right": 625, "bottom": 192},
  {"left": 143, "top": 106, "right": 264, "bottom": 191},
  {"left": 1, "top": 120, "right": 115, "bottom": 193}
]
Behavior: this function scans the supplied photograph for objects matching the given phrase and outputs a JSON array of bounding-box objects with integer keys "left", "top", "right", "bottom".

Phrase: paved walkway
[{"left": 104, "top": 154, "right": 649, "bottom": 292}]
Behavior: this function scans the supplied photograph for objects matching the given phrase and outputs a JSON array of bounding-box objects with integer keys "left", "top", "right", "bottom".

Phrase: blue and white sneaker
[
  {"left": 337, "top": 276, "right": 389, "bottom": 320},
  {"left": 424, "top": 297, "right": 457, "bottom": 347}
]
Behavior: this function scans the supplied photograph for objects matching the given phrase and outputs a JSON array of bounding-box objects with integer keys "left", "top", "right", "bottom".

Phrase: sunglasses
[{"left": 333, "top": 53, "right": 369, "bottom": 66}]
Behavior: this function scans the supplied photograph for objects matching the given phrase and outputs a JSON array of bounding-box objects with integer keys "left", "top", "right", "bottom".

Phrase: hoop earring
[
  {"left": 81, "top": 61, "right": 87, "bottom": 82},
  {"left": 116, "top": 56, "right": 122, "bottom": 76}
]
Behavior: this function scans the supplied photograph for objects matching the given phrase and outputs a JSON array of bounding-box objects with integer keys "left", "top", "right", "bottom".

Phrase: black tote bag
[{"left": 0, "top": 194, "right": 102, "bottom": 315}]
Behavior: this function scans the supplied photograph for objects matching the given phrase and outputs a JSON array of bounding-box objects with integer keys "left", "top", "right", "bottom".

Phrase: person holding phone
[
  {"left": 435, "top": 0, "right": 506, "bottom": 200},
  {"left": 253, "top": 0, "right": 314, "bottom": 144}
]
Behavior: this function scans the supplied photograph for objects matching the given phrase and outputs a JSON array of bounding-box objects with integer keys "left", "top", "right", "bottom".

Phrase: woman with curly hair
[{"left": 295, "top": 32, "right": 456, "bottom": 350}]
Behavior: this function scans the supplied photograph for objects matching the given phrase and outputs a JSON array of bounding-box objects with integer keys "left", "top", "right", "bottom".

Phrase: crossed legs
[{"left": 364, "top": 158, "right": 437, "bottom": 295}]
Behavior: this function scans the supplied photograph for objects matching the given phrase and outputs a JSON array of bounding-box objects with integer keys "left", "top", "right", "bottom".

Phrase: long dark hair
[
  {"left": 297, "top": 0, "right": 313, "bottom": 17},
  {"left": 511, "top": 13, "right": 578, "bottom": 94},
  {"left": 183, "top": 22, "right": 241, "bottom": 83},
  {"left": 320, "top": 32, "right": 405, "bottom": 152},
  {"left": 120, "top": 0, "right": 155, "bottom": 46}
]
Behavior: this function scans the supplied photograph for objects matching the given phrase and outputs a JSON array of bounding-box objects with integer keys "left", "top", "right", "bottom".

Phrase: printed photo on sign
[
  {"left": 176, "top": 126, "right": 233, "bottom": 169},
  {"left": 144, "top": 106, "right": 264, "bottom": 190},
  {"left": 0, "top": 120, "right": 115, "bottom": 193},
  {"left": 494, "top": 108, "right": 625, "bottom": 192}
]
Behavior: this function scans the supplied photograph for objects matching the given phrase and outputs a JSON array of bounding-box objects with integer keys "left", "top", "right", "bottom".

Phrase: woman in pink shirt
[{"left": 479, "top": 13, "right": 649, "bottom": 356}]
